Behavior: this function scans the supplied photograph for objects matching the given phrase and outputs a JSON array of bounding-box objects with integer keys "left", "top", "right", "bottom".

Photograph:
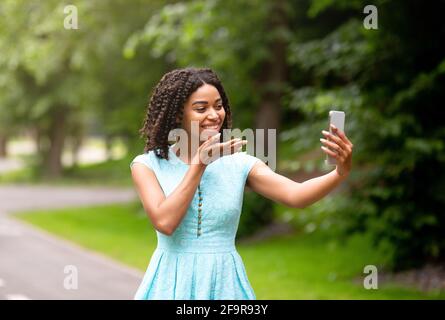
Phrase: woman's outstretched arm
[{"left": 246, "top": 125, "right": 353, "bottom": 209}]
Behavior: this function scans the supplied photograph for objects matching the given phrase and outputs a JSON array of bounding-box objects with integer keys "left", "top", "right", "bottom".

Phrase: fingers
[
  {"left": 221, "top": 138, "right": 247, "bottom": 154},
  {"left": 202, "top": 133, "right": 221, "bottom": 147},
  {"left": 321, "top": 146, "right": 339, "bottom": 158},
  {"left": 230, "top": 140, "right": 247, "bottom": 153},
  {"left": 221, "top": 138, "right": 243, "bottom": 147},
  {"left": 320, "top": 138, "right": 346, "bottom": 158},
  {"left": 321, "top": 125, "right": 354, "bottom": 164},
  {"left": 204, "top": 137, "right": 246, "bottom": 158},
  {"left": 330, "top": 124, "right": 353, "bottom": 148},
  {"left": 322, "top": 130, "right": 348, "bottom": 153},
  {"left": 198, "top": 135, "right": 248, "bottom": 165}
]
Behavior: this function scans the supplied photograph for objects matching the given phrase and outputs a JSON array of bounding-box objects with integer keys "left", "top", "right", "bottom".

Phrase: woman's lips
[{"left": 201, "top": 124, "right": 220, "bottom": 130}]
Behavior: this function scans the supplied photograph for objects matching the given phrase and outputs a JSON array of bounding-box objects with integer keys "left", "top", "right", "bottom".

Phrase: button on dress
[{"left": 130, "top": 144, "right": 260, "bottom": 300}]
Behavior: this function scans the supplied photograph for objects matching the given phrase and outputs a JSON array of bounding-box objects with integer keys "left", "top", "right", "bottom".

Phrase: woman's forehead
[{"left": 189, "top": 84, "right": 220, "bottom": 101}]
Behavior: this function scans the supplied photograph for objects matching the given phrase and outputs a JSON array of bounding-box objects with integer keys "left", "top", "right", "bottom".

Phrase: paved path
[
  {"left": 0, "top": 184, "right": 136, "bottom": 213},
  {"left": 0, "top": 184, "right": 145, "bottom": 300}
]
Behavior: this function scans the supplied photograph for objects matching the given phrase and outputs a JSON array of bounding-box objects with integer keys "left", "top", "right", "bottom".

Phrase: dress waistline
[{"left": 156, "top": 238, "right": 237, "bottom": 253}]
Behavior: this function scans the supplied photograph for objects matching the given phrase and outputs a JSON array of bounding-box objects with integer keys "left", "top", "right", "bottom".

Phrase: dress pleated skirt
[{"left": 134, "top": 247, "right": 256, "bottom": 300}]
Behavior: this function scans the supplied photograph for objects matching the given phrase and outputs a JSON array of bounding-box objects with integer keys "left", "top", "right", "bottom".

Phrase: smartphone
[{"left": 325, "top": 110, "right": 345, "bottom": 166}]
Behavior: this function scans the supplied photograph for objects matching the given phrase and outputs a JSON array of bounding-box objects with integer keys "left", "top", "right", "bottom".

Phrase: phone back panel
[{"left": 326, "top": 111, "right": 345, "bottom": 165}]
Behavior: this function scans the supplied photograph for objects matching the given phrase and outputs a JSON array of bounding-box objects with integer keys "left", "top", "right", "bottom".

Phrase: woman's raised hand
[{"left": 193, "top": 133, "right": 247, "bottom": 166}]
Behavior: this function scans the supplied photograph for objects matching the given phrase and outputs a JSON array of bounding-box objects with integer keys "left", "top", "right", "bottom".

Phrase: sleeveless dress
[{"left": 130, "top": 144, "right": 261, "bottom": 300}]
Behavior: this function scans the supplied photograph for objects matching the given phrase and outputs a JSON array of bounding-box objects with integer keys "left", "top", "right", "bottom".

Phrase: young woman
[{"left": 130, "top": 67, "right": 353, "bottom": 300}]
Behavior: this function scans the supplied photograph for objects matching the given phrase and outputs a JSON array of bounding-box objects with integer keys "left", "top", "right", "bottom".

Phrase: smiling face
[{"left": 180, "top": 83, "right": 226, "bottom": 144}]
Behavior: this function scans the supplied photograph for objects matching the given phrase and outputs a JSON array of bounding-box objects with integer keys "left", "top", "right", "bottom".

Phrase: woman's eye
[{"left": 195, "top": 105, "right": 222, "bottom": 112}]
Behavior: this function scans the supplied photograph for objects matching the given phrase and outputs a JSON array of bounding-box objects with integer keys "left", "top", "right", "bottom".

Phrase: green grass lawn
[{"left": 13, "top": 202, "right": 445, "bottom": 299}]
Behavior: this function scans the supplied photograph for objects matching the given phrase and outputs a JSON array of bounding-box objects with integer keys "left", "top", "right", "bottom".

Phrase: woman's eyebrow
[
  {"left": 192, "top": 100, "right": 208, "bottom": 106},
  {"left": 192, "top": 98, "right": 222, "bottom": 106}
]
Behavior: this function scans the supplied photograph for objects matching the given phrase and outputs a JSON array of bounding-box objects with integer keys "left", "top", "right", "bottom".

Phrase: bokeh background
[{"left": 0, "top": 0, "right": 444, "bottom": 299}]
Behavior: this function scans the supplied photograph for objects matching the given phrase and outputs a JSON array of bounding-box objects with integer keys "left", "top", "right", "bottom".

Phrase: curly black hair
[{"left": 139, "top": 67, "right": 232, "bottom": 160}]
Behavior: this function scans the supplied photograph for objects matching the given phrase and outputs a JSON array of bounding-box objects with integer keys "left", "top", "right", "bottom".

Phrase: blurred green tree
[
  {"left": 286, "top": 0, "right": 445, "bottom": 270},
  {"left": 0, "top": 0, "right": 166, "bottom": 176}
]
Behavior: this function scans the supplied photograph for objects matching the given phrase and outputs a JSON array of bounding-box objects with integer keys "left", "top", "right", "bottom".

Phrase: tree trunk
[
  {"left": 71, "top": 132, "right": 83, "bottom": 167},
  {"left": 43, "top": 107, "right": 68, "bottom": 178},
  {"left": 105, "top": 135, "right": 113, "bottom": 161},
  {"left": 254, "top": 0, "right": 289, "bottom": 165},
  {"left": 33, "top": 127, "right": 43, "bottom": 154},
  {"left": 0, "top": 135, "right": 8, "bottom": 158}
]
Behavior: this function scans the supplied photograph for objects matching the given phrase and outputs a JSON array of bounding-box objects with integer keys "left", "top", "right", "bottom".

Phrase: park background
[{"left": 0, "top": 0, "right": 444, "bottom": 299}]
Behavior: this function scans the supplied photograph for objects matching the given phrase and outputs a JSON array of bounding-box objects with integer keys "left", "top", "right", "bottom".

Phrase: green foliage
[
  {"left": 286, "top": 0, "right": 445, "bottom": 270},
  {"left": 125, "top": 0, "right": 277, "bottom": 129},
  {"left": 236, "top": 191, "right": 275, "bottom": 239},
  {"left": 0, "top": 0, "right": 167, "bottom": 173}
]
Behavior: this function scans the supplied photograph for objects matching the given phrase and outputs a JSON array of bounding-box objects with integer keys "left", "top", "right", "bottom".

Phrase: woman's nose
[{"left": 207, "top": 109, "right": 219, "bottom": 119}]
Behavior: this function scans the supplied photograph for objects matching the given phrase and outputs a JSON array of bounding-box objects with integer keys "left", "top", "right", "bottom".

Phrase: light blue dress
[{"left": 130, "top": 144, "right": 261, "bottom": 300}]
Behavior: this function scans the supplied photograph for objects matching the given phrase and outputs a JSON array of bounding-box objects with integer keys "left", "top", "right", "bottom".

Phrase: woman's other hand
[{"left": 320, "top": 124, "right": 354, "bottom": 177}]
